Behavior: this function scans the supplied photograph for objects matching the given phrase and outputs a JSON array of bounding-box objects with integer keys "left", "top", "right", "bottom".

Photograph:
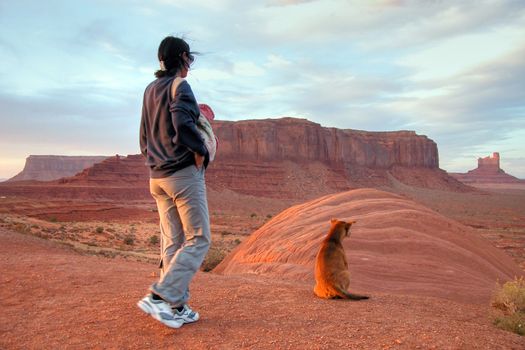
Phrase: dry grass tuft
[
  {"left": 149, "top": 235, "right": 159, "bottom": 245},
  {"left": 491, "top": 277, "right": 525, "bottom": 336},
  {"left": 201, "top": 246, "right": 227, "bottom": 272}
]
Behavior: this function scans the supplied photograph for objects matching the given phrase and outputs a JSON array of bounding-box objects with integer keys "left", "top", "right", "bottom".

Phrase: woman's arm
[{"left": 169, "top": 81, "right": 209, "bottom": 158}]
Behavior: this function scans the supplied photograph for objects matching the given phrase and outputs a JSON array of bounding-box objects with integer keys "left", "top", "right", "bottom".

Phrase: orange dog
[{"left": 314, "top": 219, "right": 369, "bottom": 300}]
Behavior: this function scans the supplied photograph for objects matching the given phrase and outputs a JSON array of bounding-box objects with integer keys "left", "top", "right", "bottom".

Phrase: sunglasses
[
  {"left": 187, "top": 52, "right": 195, "bottom": 64},
  {"left": 180, "top": 52, "right": 195, "bottom": 66}
]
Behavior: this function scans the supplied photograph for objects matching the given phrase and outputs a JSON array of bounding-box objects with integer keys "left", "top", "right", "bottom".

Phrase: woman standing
[{"left": 137, "top": 36, "right": 211, "bottom": 329}]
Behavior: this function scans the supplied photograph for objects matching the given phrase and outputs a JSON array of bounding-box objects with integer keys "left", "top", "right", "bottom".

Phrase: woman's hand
[{"left": 195, "top": 152, "right": 205, "bottom": 169}]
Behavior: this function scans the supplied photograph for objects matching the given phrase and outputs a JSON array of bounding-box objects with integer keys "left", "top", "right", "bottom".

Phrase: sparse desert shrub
[
  {"left": 149, "top": 235, "right": 159, "bottom": 245},
  {"left": 95, "top": 226, "right": 104, "bottom": 234},
  {"left": 106, "top": 227, "right": 116, "bottom": 233},
  {"left": 266, "top": 214, "right": 272, "bottom": 219},
  {"left": 250, "top": 213, "right": 257, "bottom": 218},
  {"left": 491, "top": 277, "right": 525, "bottom": 336},
  {"left": 100, "top": 250, "right": 117, "bottom": 258},
  {"left": 48, "top": 216, "right": 57, "bottom": 222},
  {"left": 494, "top": 312, "right": 525, "bottom": 336},
  {"left": 201, "top": 246, "right": 227, "bottom": 272},
  {"left": 233, "top": 238, "right": 241, "bottom": 245},
  {"left": 221, "top": 230, "right": 233, "bottom": 236},
  {"left": 12, "top": 222, "right": 31, "bottom": 234},
  {"left": 42, "top": 227, "right": 57, "bottom": 234},
  {"left": 36, "top": 232, "right": 50, "bottom": 239},
  {"left": 123, "top": 235, "right": 135, "bottom": 245}
]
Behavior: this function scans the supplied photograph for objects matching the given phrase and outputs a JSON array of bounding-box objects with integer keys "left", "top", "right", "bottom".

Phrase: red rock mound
[
  {"left": 59, "top": 154, "right": 148, "bottom": 186},
  {"left": 215, "top": 188, "right": 522, "bottom": 303},
  {"left": 206, "top": 160, "right": 351, "bottom": 199}
]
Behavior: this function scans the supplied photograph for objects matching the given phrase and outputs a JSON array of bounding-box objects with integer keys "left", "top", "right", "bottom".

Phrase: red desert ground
[{"left": 1, "top": 118, "right": 524, "bottom": 349}]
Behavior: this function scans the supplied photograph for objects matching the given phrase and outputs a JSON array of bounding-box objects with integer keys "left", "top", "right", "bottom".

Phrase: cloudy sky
[{"left": 1, "top": 0, "right": 524, "bottom": 179}]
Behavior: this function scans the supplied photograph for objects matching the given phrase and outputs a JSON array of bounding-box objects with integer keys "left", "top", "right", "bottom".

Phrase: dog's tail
[{"left": 336, "top": 287, "right": 369, "bottom": 300}]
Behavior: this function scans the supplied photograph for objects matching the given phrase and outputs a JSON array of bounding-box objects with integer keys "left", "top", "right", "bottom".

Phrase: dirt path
[{"left": 0, "top": 228, "right": 522, "bottom": 349}]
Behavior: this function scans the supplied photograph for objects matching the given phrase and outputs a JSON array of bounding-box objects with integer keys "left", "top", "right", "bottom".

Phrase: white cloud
[
  {"left": 233, "top": 61, "right": 266, "bottom": 77},
  {"left": 399, "top": 25, "right": 525, "bottom": 81},
  {"left": 191, "top": 68, "right": 233, "bottom": 81},
  {"left": 501, "top": 157, "right": 525, "bottom": 179},
  {"left": 264, "top": 54, "right": 292, "bottom": 69},
  {"left": 265, "top": 0, "right": 318, "bottom": 7},
  {"left": 360, "top": 1, "right": 525, "bottom": 50}
]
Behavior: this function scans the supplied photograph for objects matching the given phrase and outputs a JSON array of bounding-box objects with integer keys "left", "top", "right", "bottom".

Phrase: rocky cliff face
[
  {"left": 7, "top": 155, "right": 109, "bottom": 182},
  {"left": 2, "top": 118, "right": 458, "bottom": 200},
  {"left": 450, "top": 152, "right": 522, "bottom": 184},
  {"left": 212, "top": 118, "right": 438, "bottom": 169},
  {"left": 206, "top": 117, "right": 454, "bottom": 197}
]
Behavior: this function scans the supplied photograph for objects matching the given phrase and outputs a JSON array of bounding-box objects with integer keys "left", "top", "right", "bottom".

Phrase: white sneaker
[
  {"left": 173, "top": 304, "right": 200, "bottom": 324},
  {"left": 137, "top": 294, "right": 183, "bottom": 329}
]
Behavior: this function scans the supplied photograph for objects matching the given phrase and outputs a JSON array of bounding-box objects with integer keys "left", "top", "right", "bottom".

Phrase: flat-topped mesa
[
  {"left": 212, "top": 118, "right": 439, "bottom": 169},
  {"left": 7, "top": 155, "right": 109, "bottom": 182}
]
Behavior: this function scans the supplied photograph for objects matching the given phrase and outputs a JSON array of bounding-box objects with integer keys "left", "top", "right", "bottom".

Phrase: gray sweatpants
[{"left": 149, "top": 165, "right": 211, "bottom": 307}]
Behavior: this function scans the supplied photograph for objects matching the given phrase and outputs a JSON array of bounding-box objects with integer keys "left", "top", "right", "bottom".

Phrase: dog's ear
[
  {"left": 330, "top": 218, "right": 338, "bottom": 224},
  {"left": 345, "top": 220, "right": 356, "bottom": 231}
]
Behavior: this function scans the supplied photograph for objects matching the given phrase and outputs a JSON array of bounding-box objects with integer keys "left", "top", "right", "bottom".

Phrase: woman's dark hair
[{"left": 154, "top": 36, "right": 196, "bottom": 78}]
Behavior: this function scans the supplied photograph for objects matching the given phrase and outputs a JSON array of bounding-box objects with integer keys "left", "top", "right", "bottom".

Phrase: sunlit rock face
[
  {"left": 204, "top": 117, "right": 455, "bottom": 198},
  {"left": 211, "top": 118, "right": 438, "bottom": 168}
]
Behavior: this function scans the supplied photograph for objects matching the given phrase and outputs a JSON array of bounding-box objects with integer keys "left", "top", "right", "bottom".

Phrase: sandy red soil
[
  {"left": 1, "top": 228, "right": 524, "bottom": 349},
  {"left": 1, "top": 181, "right": 524, "bottom": 348}
]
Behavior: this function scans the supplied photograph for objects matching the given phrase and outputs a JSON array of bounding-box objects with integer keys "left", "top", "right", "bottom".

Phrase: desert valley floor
[{"left": 0, "top": 183, "right": 524, "bottom": 349}]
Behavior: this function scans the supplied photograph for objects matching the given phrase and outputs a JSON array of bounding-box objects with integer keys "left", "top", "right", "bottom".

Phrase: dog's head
[{"left": 330, "top": 218, "right": 357, "bottom": 238}]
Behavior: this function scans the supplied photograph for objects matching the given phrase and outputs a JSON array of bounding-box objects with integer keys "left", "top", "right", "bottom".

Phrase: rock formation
[
  {"left": 1, "top": 118, "right": 469, "bottom": 199},
  {"left": 212, "top": 118, "right": 438, "bottom": 168},
  {"left": 7, "top": 155, "right": 109, "bottom": 182},
  {"left": 450, "top": 152, "right": 523, "bottom": 184},
  {"left": 215, "top": 188, "right": 523, "bottom": 303},
  {"left": 210, "top": 118, "right": 468, "bottom": 195},
  {"left": 58, "top": 154, "right": 148, "bottom": 186}
]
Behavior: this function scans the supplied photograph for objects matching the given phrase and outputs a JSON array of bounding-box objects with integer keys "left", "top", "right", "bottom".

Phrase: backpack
[{"left": 171, "top": 77, "right": 218, "bottom": 162}]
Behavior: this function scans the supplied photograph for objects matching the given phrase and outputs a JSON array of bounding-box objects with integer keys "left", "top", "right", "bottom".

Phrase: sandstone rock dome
[{"left": 215, "top": 188, "right": 522, "bottom": 303}]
